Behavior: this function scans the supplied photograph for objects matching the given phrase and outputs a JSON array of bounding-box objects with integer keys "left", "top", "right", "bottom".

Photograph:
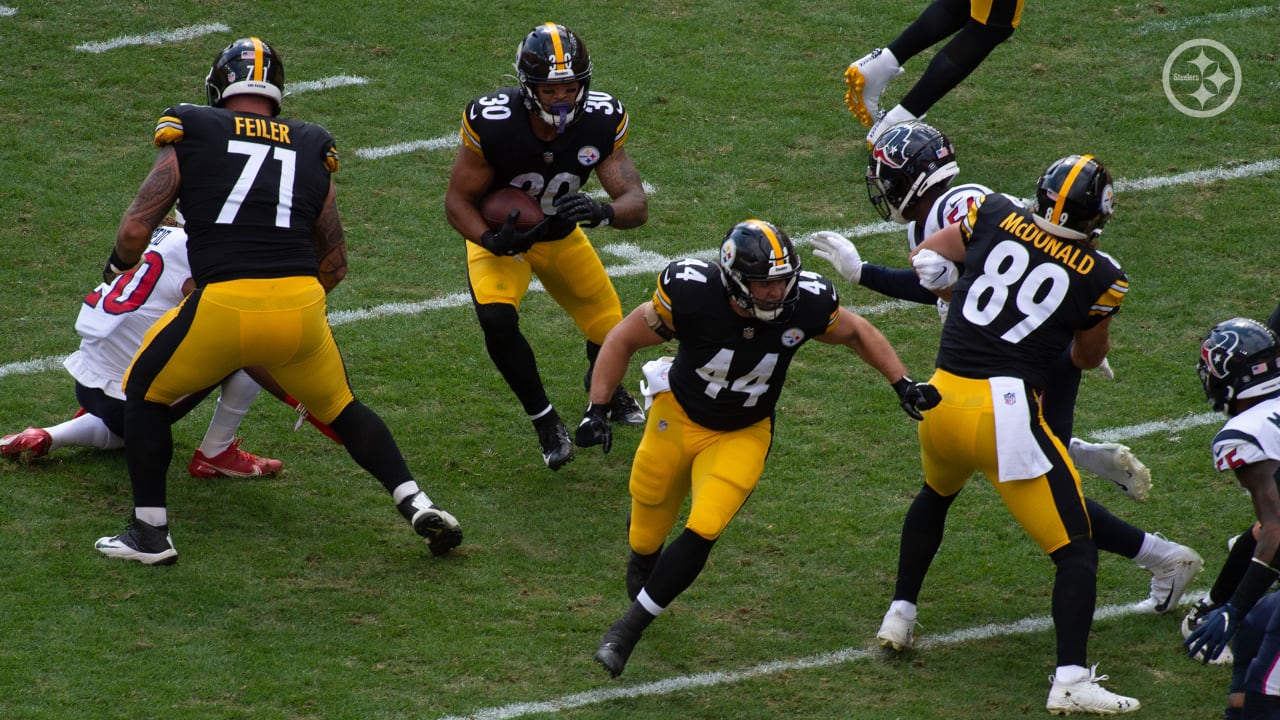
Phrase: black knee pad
[
  {"left": 1051, "top": 538, "right": 1099, "bottom": 575},
  {"left": 473, "top": 302, "right": 520, "bottom": 336}
]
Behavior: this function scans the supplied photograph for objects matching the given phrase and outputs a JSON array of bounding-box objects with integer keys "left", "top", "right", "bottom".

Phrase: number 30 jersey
[
  {"left": 937, "top": 193, "right": 1129, "bottom": 389},
  {"left": 651, "top": 259, "right": 841, "bottom": 431},
  {"left": 459, "top": 86, "right": 629, "bottom": 241},
  {"left": 152, "top": 103, "right": 340, "bottom": 285}
]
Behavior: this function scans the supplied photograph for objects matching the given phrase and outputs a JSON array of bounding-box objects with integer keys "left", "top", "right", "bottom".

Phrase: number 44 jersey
[
  {"left": 651, "top": 258, "right": 841, "bottom": 432},
  {"left": 936, "top": 193, "right": 1129, "bottom": 390}
]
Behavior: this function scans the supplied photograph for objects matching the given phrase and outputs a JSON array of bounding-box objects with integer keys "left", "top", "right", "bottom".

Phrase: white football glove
[
  {"left": 809, "top": 230, "right": 864, "bottom": 284},
  {"left": 1096, "top": 356, "right": 1115, "bottom": 381},
  {"left": 911, "top": 249, "right": 959, "bottom": 290}
]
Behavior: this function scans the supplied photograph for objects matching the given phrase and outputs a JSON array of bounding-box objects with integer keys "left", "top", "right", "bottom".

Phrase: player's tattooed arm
[
  {"left": 312, "top": 180, "right": 348, "bottom": 292},
  {"left": 115, "top": 145, "right": 181, "bottom": 265}
]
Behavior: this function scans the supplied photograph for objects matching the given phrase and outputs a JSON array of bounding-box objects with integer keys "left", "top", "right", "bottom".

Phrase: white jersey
[
  {"left": 907, "top": 182, "right": 995, "bottom": 251},
  {"left": 63, "top": 227, "right": 191, "bottom": 400},
  {"left": 1210, "top": 396, "right": 1280, "bottom": 473}
]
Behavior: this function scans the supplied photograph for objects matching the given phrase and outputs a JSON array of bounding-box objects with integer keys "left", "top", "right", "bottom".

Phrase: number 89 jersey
[
  {"left": 652, "top": 258, "right": 841, "bottom": 431},
  {"left": 937, "top": 193, "right": 1129, "bottom": 389}
]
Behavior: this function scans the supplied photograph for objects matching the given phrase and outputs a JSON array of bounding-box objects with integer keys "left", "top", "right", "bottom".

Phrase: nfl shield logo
[{"left": 1003, "top": 392, "right": 1017, "bottom": 405}]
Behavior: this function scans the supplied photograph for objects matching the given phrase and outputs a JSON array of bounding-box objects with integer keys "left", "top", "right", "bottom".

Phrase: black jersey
[
  {"left": 936, "top": 193, "right": 1128, "bottom": 389},
  {"left": 153, "top": 103, "right": 340, "bottom": 285},
  {"left": 651, "top": 259, "right": 840, "bottom": 431},
  {"left": 459, "top": 87, "right": 629, "bottom": 240}
]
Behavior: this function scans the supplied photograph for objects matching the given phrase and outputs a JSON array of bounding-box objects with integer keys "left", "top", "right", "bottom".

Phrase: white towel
[
  {"left": 989, "top": 376, "right": 1053, "bottom": 481},
  {"left": 639, "top": 356, "right": 675, "bottom": 410}
]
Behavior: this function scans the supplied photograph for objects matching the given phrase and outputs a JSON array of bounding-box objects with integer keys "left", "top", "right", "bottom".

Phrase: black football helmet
[
  {"left": 514, "top": 23, "right": 592, "bottom": 133},
  {"left": 206, "top": 37, "right": 285, "bottom": 116},
  {"left": 866, "top": 120, "right": 959, "bottom": 224},
  {"left": 718, "top": 219, "right": 802, "bottom": 323},
  {"left": 1030, "top": 154, "right": 1114, "bottom": 240},
  {"left": 1198, "top": 317, "right": 1280, "bottom": 413}
]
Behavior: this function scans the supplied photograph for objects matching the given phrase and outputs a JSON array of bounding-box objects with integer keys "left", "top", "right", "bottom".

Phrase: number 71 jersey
[
  {"left": 652, "top": 258, "right": 841, "bottom": 431},
  {"left": 937, "top": 193, "right": 1129, "bottom": 389}
]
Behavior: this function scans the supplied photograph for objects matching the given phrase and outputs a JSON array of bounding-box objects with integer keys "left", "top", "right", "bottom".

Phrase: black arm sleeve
[{"left": 858, "top": 264, "right": 940, "bottom": 305}]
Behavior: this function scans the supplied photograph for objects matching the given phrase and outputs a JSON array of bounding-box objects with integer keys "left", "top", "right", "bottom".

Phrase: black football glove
[
  {"left": 102, "top": 248, "right": 131, "bottom": 285},
  {"left": 553, "top": 192, "right": 615, "bottom": 228},
  {"left": 479, "top": 210, "right": 551, "bottom": 256},
  {"left": 575, "top": 402, "right": 613, "bottom": 453},
  {"left": 892, "top": 377, "right": 942, "bottom": 421}
]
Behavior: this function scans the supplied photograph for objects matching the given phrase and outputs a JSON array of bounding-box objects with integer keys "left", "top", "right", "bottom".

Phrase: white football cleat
[
  {"left": 1046, "top": 665, "right": 1140, "bottom": 715},
  {"left": 1068, "top": 440, "right": 1151, "bottom": 502},
  {"left": 876, "top": 604, "right": 916, "bottom": 651},
  {"left": 844, "top": 48, "right": 903, "bottom": 127},
  {"left": 1138, "top": 542, "right": 1203, "bottom": 614}
]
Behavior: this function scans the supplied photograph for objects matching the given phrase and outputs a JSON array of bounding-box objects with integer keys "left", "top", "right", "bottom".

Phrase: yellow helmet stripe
[
  {"left": 1051, "top": 154, "right": 1095, "bottom": 225},
  {"left": 747, "top": 219, "right": 786, "bottom": 268},
  {"left": 249, "top": 37, "right": 266, "bottom": 82},
  {"left": 544, "top": 23, "right": 567, "bottom": 71}
]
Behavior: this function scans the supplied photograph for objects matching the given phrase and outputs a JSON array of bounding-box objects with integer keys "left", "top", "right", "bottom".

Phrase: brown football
[{"left": 480, "top": 187, "right": 544, "bottom": 232}]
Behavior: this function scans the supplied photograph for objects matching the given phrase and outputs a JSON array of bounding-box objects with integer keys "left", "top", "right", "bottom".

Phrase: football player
[
  {"left": 810, "top": 122, "right": 1201, "bottom": 626},
  {"left": 845, "top": 0, "right": 1022, "bottom": 148},
  {"left": 1186, "top": 318, "right": 1280, "bottom": 718},
  {"left": 1, "top": 218, "right": 302, "bottom": 477},
  {"left": 94, "top": 37, "right": 462, "bottom": 565},
  {"left": 883, "top": 154, "right": 1142, "bottom": 712},
  {"left": 575, "top": 219, "right": 940, "bottom": 678},
  {"left": 444, "top": 23, "right": 649, "bottom": 472},
  {"left": 1182, "top": 309, "right": 1280, "bottom": 663}
]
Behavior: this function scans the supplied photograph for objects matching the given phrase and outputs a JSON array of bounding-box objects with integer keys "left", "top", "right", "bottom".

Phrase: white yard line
[
  {"left": 432, "top": 595, "right": 1197, "bottom": 720},
  {"left": 74, "top": 23, "right": 229, "bottom": 53}
]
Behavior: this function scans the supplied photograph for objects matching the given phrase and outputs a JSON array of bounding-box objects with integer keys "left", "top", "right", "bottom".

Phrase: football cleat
[
  {"left": 188, "top": 438, "right": 282, "bottom": 478},
  {"left": 1068, "top": 440, "right": 1151, "bottom": 502},
  {"left": 95, "top": 513, "right": 178, "bottom": 566},
  {"left": 595, "top": 618, "right": 642, "bottom": 678},
  {"left": 1046, "top": 665, "right": 1140, "bottom": 715},
  {"left": 1139, "top": 542, "right": 1203, "bottom": 614},
  {"left": 397, "top": 492, "right": 463, "bottom": 556},
  {"left": 1, "top": 427, "right": 53, "bottom": 460},
  {"left": 535, "top": 415, "right": 574, "bottom": 470},
  {"left": 865, "top": 105, "right": 919, "bottom": 151},
  {"left": 844, "top": 48, "right": 903, "bottom": 127},
  {"left": 876, "top": 605, "right": 916, "bottom": 652},
  {"left": 609, "top": 385, "right": 646, "bottom": 427}
]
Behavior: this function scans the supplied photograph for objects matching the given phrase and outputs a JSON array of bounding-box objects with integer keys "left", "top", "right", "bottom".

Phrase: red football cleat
[
  {"left": 187, "top": 438, "right": 283, "bottom": 478},
  {"left": 0, "top": 427, "right": 53, "bottom": 459}
]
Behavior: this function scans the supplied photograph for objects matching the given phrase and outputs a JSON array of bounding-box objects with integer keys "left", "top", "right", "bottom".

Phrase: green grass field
[{"left": 1, "top": 1, "right": 1278, "bottom": 717}]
